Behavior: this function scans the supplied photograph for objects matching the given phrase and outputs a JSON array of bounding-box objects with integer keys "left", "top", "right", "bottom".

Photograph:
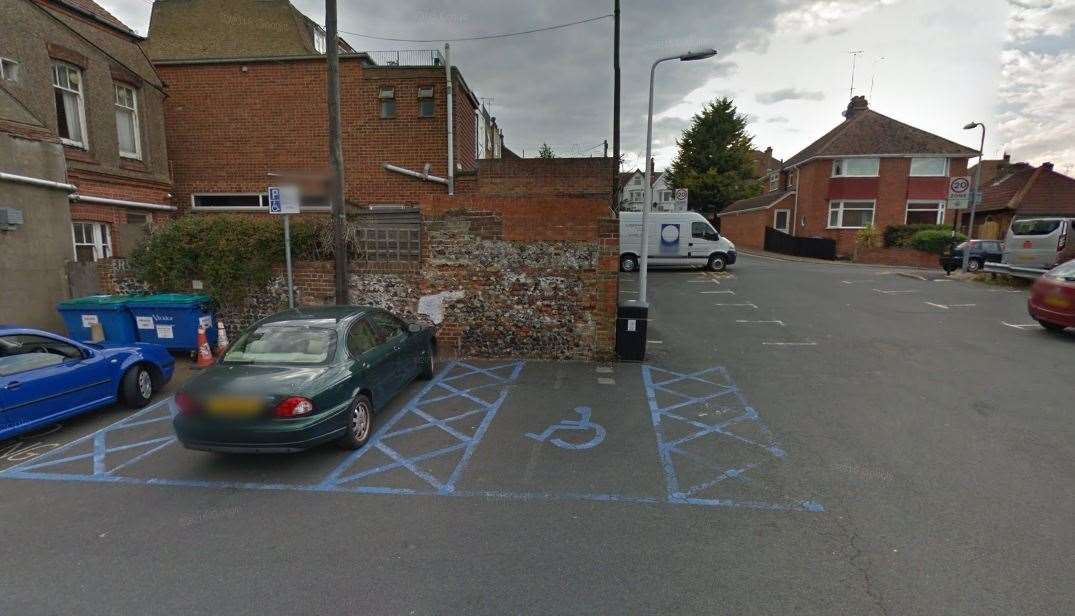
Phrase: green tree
[
  {"left": 538, "top": 143, "right": 555, "bottom": 159},
  {"left": 664, "top": 97, "right": 761, "bottom": 214}
]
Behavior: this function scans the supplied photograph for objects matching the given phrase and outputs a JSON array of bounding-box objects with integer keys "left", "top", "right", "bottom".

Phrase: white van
[
  {"left": 619, "top": 211, "right": 736, "bottom": 272},
  {"left": 1002, "top": 217, "right": 1074, "bottom": 270}
]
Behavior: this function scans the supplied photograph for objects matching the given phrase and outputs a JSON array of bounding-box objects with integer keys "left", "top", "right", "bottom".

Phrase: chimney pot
[
  {"left": 843, "top": 96, "right": 869, "bottom": 119},
  {"left": 765, "top": 146, "right": 773, "bottom": 157},
  {"left": 1042, "top": 162, "right": 1054, "bottom": 170}
]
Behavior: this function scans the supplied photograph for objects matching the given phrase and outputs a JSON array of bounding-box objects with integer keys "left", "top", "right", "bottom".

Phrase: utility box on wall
[{"left": 0, "top": 207, "right": 24, "bottom": 230}]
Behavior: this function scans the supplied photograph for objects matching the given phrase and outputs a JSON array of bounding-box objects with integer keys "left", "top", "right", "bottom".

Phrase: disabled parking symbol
[{"left": 525, "top": 406, "right": 606, "bottom": 450}]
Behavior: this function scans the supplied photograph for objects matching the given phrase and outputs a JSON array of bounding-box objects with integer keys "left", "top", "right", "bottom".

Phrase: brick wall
[
  {"left": 462, "top": 158, "right": 615, "bottom": 199},
  {"left": 718, "top": 207, "right": 771, "bottom": 250},
  {"left": 68, "top": 171, "right": 173, "bottom": 256},
  {"left": 158, "top": 58, "right": 479, "bottom": 213},
  {"left": 853, "top": 246, "right": 940, "bottom": 268}
]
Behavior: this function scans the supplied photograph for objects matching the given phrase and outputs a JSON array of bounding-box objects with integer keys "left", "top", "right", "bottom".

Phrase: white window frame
[
  {"left": 905, "top": 200, "right": 946, "bottom": 225},
  {"left": 418, "top": 86, "right": 435, "bottom": 118},
  {"left": 114, "top": 83, "right": 141, "bottom": 160},
  {"left": 71, "top": 221, "right": 112, "bottom": 261},
  {"left": 52, "top": 62, "right": 88, "bottom": 149},
  {"left": 786, "top": 169, "right": 795, "bottom": 189},
  {"left": 827, "top": 200, "right": 876, "bottom": 229},
  {"left": 0, "top": 57, "right": 19, "bottom": 82},
  {"left": 773, "top": 208, "right": 791, "bottom": 233},
  {"left": 831, "top": 157, "right": 880, "bottom": 178},
  {"left": 768, "top": 171, "right": 778, "bottom": 191},
  {"left": 909, "top": 157, "right": 949, "bottom": 177},
  {"left": 629, "top": 190, "right": 643, "bottom": 202},
  {"left": 379, "top": 87, "right": 396, "bottom": 119},
  {"left": 313, "top": 30, "right": 327, "bottom": 54}
]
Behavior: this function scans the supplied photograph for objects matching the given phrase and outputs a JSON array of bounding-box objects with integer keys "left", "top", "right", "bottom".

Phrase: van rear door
[{"left": 1006, "top": 219, "right": 1065, "bottom": 268}]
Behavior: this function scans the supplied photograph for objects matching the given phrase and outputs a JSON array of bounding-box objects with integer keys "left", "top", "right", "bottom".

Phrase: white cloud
[
  {"left": 756, "top": 88, "right": 825, "bottom": 104},
  {"left": 776, "top": 0, "right": 903, "bottom": 41},
  {"left": 1006, "top": 0, "right": 1075, "bottom": 43},
  {"left": 996, "top": 49, "right": 1075, "bottom": 173}
]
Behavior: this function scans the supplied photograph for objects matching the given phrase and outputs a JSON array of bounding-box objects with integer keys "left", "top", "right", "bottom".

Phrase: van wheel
[
  {"left": 620, "top": 254, "right": 639, "bottom": 272},
  {"left": 707, "top": 254, "right": 727, "bottom": 272}
]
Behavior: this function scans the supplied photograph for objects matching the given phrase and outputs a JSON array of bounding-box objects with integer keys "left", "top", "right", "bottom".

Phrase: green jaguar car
[{"left": 173, "top": 306, "right": 435, "bottom": 453}]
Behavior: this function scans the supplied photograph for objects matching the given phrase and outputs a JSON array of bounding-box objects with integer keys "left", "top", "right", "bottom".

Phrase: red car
[{"left": 1029, "top": 259, "right": 1075, "bottom": 332}]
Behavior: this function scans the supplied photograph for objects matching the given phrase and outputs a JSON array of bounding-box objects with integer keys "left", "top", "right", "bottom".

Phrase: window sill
[
  {"left": 826, "top": 226, "right": 870, "bottom": 230},
  {"left": 830, "top": 175, "right": 880, "bottom": 179}
]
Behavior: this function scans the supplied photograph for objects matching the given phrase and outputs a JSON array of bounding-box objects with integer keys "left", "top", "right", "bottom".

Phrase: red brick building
[
  {"left": 143, "top": 0, "right": 505, "bottom": 214},
  {"left": 720, "top": 97, "right": 978, "bottom": 257}
]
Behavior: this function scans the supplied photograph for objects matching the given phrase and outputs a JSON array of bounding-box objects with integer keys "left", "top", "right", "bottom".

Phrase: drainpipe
[
  {"left": 791, "top": 167, "right": 799, "bottom": 236},
  {"left": 383, "top": 163, "right": 449, "bottom": 185},
  {"left": 445, "top": 43, "right": 454, "bottom": 196},
  {"left": 0, "top": 171, "right": 76, "bottom": 192},
  {"left": 69, "top": 194, "right": 177, "bottom": 211}
]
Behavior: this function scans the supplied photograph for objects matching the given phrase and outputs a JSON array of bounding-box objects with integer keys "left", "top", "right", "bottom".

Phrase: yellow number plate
[
  {"left": 205, "top": 396, "right": 263, "bottom": 416},
  {"left": 1044, "top": 296, "right": 1071, "bottom": 309}
]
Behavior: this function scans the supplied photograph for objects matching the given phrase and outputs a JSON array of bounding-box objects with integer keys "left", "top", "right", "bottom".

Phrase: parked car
[
  {"left": 1002, "top": 217, "right": 1074, "bottom": 270},
  {"left": 173, "top": 306, "right": 435, "bottom": 453},
  {"left": 619, "top": 211, "right": 737, "bottom": 272},
  {"left": 940, "top": 239, "right": 1004, "bottom": 273},
  {"left": 0, "top": 326, "right": 174, "bottom": 441},
  {"left": 1028, "top": 259, "right": 1075, "bottom": 332}
]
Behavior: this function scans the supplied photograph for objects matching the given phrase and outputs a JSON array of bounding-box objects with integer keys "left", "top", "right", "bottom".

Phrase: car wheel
[
  {"left": 967, "top": 258, "right": 982, "bottom": 272},
  {"left": 121, "top": 365, "right": 154, "bottom": 409},
  {"left": 707, "top": 254, "right": 727, "bottom": 272},
  {"left": 620, "top": 254, "right": 639, "bottom": 273},
  {"left": 418, "top": 342, "right": 435, "bottom": 380},
  {"left": 1038, "top": 320, "right": 1067, "bottom": 332},
  {"left": 337, "top": 394, "right": 373, "bottom": 450}
]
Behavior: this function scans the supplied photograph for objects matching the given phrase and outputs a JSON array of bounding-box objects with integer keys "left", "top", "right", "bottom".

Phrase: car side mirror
[{"left": 408, "top": 323, "right": 423, "bottom": 334}]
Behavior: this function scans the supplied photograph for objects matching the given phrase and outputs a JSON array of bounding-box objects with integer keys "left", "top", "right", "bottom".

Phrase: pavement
[{"left": 1, "top": 254, "right": 1071, "bottom": 615}]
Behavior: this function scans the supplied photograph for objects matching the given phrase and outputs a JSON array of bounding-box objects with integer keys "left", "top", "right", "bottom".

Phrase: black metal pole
[
  {"left": 326, "top": 0, "right": 348, "bottom": 304},
  {"left": 611, "top": 0, "right": 620, "bottom": 211}
]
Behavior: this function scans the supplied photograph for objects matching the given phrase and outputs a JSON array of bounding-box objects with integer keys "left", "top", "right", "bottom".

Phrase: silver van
[{"left": 1002, "top": 217, "right": 1074, "bottom": 270}]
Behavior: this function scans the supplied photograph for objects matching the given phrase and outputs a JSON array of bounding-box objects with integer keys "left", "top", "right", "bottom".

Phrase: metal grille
[
  {"left": 350, "top": 208, "right": 421, "bottom": 262},
  {"left": 364, "top": 50, "right": 443, "bottom": 67}
]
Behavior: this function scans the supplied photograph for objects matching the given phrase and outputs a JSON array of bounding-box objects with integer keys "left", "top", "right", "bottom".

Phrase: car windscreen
[
  {"left": 223, "top": 326, "right": 337, "bottom": 365},
  {"left": 1010, "top": 219, "right": 1061, "bottom": 236}
]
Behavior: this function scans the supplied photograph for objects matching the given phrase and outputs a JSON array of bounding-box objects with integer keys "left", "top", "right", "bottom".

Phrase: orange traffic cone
[
  {"left": 194, "top": 326, "right": 214, "bottom": 369},
  {"left": 215, "top": 321, "right": 230, "bottom": 356}
]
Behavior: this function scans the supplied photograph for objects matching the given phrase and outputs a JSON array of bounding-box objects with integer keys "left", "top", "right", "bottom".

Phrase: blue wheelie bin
[
  {"left": 56, "top": 295, "right": 139, "bottom": 343},
  {"left": 126, "top": 294, "right": 217, "bottom": 352}
]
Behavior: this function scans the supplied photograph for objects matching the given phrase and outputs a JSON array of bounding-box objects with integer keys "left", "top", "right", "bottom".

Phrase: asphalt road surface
[{"left": 1, "top": 254, "right": 1071, "bottom": 615}]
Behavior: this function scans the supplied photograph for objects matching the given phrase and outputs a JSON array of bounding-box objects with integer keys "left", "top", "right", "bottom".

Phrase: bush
[
  {"left": 909, "top": 229, "right": 966, "bottom": 254},
  {"left": 128, "top": 215, "right": 320, "bottom": 304},
  {"left": 855, "top": 225, "right": 882, "bottom": 248},
  {"left": 883, "top": 224, "right": 952, "bottom": 248}
]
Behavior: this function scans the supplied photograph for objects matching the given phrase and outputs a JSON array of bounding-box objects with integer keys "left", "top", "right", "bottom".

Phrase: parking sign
[{"left": 267, "top": 186, "right": 300, "bottom": 215}]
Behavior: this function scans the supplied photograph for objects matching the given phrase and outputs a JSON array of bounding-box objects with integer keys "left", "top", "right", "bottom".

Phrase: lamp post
[
  {"left": 961, "top": 122, "right": 985, "bottom": 273},
  {"left": 639, "top": 48, "right": 718, "bottom": 303}
]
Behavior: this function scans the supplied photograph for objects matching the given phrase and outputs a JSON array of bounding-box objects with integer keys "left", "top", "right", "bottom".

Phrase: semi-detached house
[{"left": 719, "top": 96, "right": 978, "bottom": 257}]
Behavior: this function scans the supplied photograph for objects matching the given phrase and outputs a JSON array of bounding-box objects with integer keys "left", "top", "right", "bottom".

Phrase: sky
[{"left": 102, "top": 0, "right": 1074, "bottom": 174}]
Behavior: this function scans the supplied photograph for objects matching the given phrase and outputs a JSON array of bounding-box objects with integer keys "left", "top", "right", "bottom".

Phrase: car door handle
[{"left": 6, "top": 381, "right": 21, "bottom": 390}]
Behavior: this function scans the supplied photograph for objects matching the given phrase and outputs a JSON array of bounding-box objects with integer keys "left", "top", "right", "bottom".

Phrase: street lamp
[
  {"left": 639, "top": 48, "right": 719, "bottom": 304},
  {"left": 961, "top": 122, "right": 986, "bottom": 273}
]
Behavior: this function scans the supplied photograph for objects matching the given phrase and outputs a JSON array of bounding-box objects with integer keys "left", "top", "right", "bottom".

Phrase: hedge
[
  {"left": 909, "top": 229, "right": 966, "bottom": 255},
  {"left": 883, "top": 223, "right": 952, "bottom": 248}
]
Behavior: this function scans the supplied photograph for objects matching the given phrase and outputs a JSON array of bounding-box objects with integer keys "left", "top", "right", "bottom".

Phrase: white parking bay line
[
  {"left": 736, "top": 320, "right": 785, "bottom": 326},
  {"left": 700, "top": 290, "right": 736, "bottom": 294},
  {"left": 762, "top": 341, "right": 818, "bottom": 347},
  {"left": 841, "top": 280, "right": 874, "bottom": 284},
  {"left": 648, "top": 340, "right": 663, "bottom": 344},
  {"left": 926, "top": 302, "right": 977, "bottom": 310},
  {"left": 1002, "top": 321, "right": 1040, "bottom": 330},
  {"left": 873, "top": 289, "right": 919, "bottom": 295},
  {"left": 925, "top": 302, "right": 949, "bottom": 310},
  {"left": 715, "top": 302, "right": 758, "bottom": 308}
]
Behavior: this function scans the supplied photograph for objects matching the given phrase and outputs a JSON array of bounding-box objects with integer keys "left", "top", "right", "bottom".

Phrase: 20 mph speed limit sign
[{"left": 947, "top": 176, "right": 971, "bottom": 210}]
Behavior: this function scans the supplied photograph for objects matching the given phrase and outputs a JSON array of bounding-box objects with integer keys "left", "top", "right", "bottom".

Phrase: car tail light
[
  {"left": 175, "top": 392, "right": 199, "bottom": 416},
  {"left": 274, "top": 396, "right": 315, "bottom": 418}
]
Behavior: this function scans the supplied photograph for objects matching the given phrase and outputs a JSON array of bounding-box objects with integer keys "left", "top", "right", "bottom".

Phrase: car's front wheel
[
  {"left": 337, "top": 394, "right": 373, "bottom": 450},
  {"left": 967, "top": 258, "right": 983, "bottom": 272},
  {"left": 707, "top": 254, "right": 727, "bottom": 272},
  {"left": 121, "top": 365, "right": 154, "bottom": 409}
]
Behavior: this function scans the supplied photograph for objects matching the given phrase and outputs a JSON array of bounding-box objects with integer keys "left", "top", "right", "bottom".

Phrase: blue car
[{"left": 0, "top": 326, "right": 175, "bottom": 441}]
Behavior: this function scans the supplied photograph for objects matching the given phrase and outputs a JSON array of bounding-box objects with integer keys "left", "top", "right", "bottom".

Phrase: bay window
[
  {"left": 52, "top": 62, "right": 86, "bottom": 147},
  {"left": 831, "top": 157, "right": 879, "bottom": 177},
  {"left": 114, "top": 83, "right": 141, "bottom": 159},
  {"left": 828, "top": 200, "right": 875, "bottom": 229},
  {"left": 905, "top": 201, "right": 946, "bottom": 225}
]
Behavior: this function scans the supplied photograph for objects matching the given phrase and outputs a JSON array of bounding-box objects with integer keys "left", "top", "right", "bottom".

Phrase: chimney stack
[
  {"left": 765, "top": 146, "right": 773, "bottom": 158},
  {"left": 1042, "top": 162, "right": 1054, "bottom": 171},
  {"left": 842, "top": 95, "right": 869, "bottom": 120}
]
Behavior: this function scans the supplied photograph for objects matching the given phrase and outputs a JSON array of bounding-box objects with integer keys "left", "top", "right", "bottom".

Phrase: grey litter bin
[{"left": 616, "top": 301, "right": 649, "bottom": 361}]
